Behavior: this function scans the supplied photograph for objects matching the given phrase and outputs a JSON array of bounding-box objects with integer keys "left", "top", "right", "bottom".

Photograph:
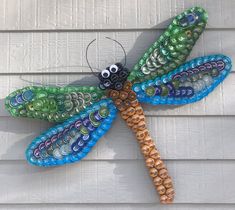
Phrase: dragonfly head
[{"left": 98, "top": 63, "right": 129, "bottom": 91}]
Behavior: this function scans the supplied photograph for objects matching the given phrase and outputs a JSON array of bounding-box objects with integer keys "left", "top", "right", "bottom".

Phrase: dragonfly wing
[
  {"left": 5, "top": 86, "right": 106, "bottom": 123},
  {"left": 133, "top": 55, "right": 232, "bottom": 105},
  {"left": 26, "top": 98, "right": 117, "bottom": 167},
  {"left": 128, "top": 7, "right": 208, "bottom": 84}
]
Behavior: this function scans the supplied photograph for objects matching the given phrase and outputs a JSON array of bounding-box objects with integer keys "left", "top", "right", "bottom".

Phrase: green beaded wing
[
  {"left": 5, "top": 86, "right": 106, "bottom": 123},
  {"left": 128, "top": 7, "right": 208, "bottom": 84}
]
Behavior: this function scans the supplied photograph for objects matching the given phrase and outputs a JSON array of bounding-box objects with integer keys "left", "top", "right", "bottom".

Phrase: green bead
[
  {"left": 99, "top": 107, "right": 109, "bottom": 118},
  {"left": 161, "top": 85, "right": 169, "bottom": 96},
  {"left": 211, "top": 68, "right": 219, "bottom": 77},
  {"left": 145, "top": 86, "right": 155, "bottom": 96}
]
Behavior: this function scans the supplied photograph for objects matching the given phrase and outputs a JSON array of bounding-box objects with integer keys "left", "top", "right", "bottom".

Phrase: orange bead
[
  {"left": 119, "top": 91, "right": 128, "bottom": 100},
  {"left": 123, "top": 81, "right": 132, "bottom": 92},
  {"left": 163, "top": 178, "right": 173, "bottom": 189},
  {"left": 126, "top": 107, "right": 136, "bottom": 116},
  {"left": 157, "top": 185, "right": 166, "bottom": 195},
  {"left": 150, "top": 149, "right": 160, "bottom": 159},
  {"left": 153, "top": 177, "right": 162, "bottom": 186},
  {"left": 109, "top": 90, "right": 119, "bottom": 99},
  {"left": 136, "top": 130, "right": 147, "bottom": 141},
  {"left": 146, "top": 158, "right": 155, "bottom": 168},
  {"left": 160, "top": 195, "right": 168, "bottom": 204},
  {"left": 128, "top": 90, "right": 137, "bottom": 101},
  {"left": 137, "top": 120, "right": 146, "bottom": 130},
  {"left": 159, "top": 169, "right": 168, "bottom": 179},
  {"left": 149, "top": 168, "right": 158, "bottom": 177},
  {"left": 155, "top": 160, "right": 165, "bottom": 170},
  {"left": 141, "top": 145, "right": 151, "bottom": 156},
  {"left": 130, "top": 99, "right": 139, "bottom": 107},
  {"left": 135, "top": 106, "right": 143, "bottom": 115}
]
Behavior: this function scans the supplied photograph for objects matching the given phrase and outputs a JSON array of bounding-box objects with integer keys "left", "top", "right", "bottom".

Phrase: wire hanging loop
[{"left": 85, "top": 37, "right": 127, "bottom": 77}]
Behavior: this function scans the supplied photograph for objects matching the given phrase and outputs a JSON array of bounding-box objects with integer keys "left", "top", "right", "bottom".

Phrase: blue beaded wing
[
  {"left": 26, "top": 99, "right": 117, "bottom": 167},
  {"left": 133, "top": 55, "right": 232, "bottom": 105}
]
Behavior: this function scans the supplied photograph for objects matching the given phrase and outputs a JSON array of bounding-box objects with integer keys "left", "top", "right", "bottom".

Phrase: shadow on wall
[{"left": 0, "top": 18, "right": 182, "bottom": 201}]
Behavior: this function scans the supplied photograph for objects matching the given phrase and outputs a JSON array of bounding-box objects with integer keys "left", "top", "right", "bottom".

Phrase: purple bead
[
  {"left": 179, "top": 87, "right": 187, "bottom": 97},
  {"left": 82, "top": 134, "right": 90, "bottom": 141},
  {"left": 75, "top": 120, "right": 82, "bottom": 130},
  {"left": 94, "top": 111, "right": 102, "bottom": 121},
  {"left": 63, "top": 128, "right": 69, "bottom": 135},
  {"left": 51, "top": 135, "right": 58, "bottom": 143},
  {"left": 211, "top": 61, "right": 217, "bottom": 68},
  {"left": 39, "top": 143, "right": 45, "bottom": 150},
  {"left": 83, "top": 117, "right": 90, "bottom": 127},
  {"left": 71, "top": 143, "right": 81, "bottom": 153},
  {"left": 77, "top": 139, "right": 85, "bottom": 147},
  {"left": 217, "top": 60, "right": 225, "bottom": 71},
  {"left": 205, "top": 62, "right": 212, "bottom": 69},
  {"left": 186, "top": 87, "right": 194, "bottom": 97},
  {"left": 154, "top": 85, "right": 162, "bottom": 96},
  {"left": 33, "top": 148, "right": 40, "bottom": 158},
  {"left": 15, "top": 94, "right": 24, "bottom": 104},
  {"left": 87, "top": 124, "right": 95, "bottom": 131},
  {"left": 45, "top": 140, "right": 52, "bottom": 147},
  {"left": 199, "top": 65, "right": 206, "bottom": 71}
]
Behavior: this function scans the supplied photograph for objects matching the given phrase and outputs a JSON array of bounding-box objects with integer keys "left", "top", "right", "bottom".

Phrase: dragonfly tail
[{"left": 109, "top": 81, "right": 175, "bottom": 204}]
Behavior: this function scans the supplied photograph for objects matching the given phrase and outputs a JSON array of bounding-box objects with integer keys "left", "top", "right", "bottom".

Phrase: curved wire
[
  {"left": 105, "top": 36, "right": 127, "bottom": 67},
  {"left": 85, "top": 38, "right": 99, "bottom": 77}
]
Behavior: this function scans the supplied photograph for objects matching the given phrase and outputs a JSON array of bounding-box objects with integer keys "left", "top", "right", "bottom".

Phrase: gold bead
[
  {"left": 163, "top": 178, "right": 173, "bottom": 189},
  {"left": 153, "top": 176, "right": 162, "bottom": 186},
  {"left": 150, "top": 149, "right": 160, "bottom": 159},
  {"left": 160, "top": 195, "right": 168, "bottom": 204},
  {"left": 157, "top": 185, "right": 166, "bottom": 195},
  {"left": 130, "top": 99, "right": 139, "bottom": 107},
  {"left": 135, "top": 106, "right": 143, "bottom": 115},
  {"left": 159, "top": 169, "right": 168, "bottom": 179},
  {"left": 132, "top": 114, "right": 140, "bottom": 123},
  {"left": 109, "top": 90, "right": 119, "bottom": 99},
  {"left": 166, "top": 188, "right": 174, "bottom": 197},
  {"left": 149, "top": 168, "right": 158, "bottom": 177},
  {"left": 123, "top": 81, "right": 132, "bottom": 92},
  {"left": 136, "top": 130, "right": 148, "bottom": 141},
  {"left": 145, "top": 158, "right": 155, "bottom": 168},
  {"left": 119, "top": 91, "right": 128, "bottom": 100},
  {"left": 155, "top": 160, "right": 165, "bottom": 170},
  {"left": 141, "top": 145, "right": 151, "bottom": 156},
  {"left": 126, "top": 107, "right": 136, "bottom": 116},
  {"left": 137, "top": 120, "right": 146, "bottom": 130},
  {"left": 128, "top": 90, "right": 137, "bottom": 101}
]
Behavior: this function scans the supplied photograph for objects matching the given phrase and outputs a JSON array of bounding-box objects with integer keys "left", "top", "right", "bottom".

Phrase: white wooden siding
[{"left": 0, "top": 0, "right": 234, "bottom": 209}]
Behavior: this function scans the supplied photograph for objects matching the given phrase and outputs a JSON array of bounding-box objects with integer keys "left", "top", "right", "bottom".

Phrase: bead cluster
[
  {"left": 109, "top": 81, "right": 174, "bottom": 204},
  {"left": 128, "top": 7, "right": 208, "bottom": 83},
  {"left": 5, "top": 86, "right": 105, "bottom": 122},
  {"left": 99, "top": 63, "right": 129, "bottom": 91},
  {"left": 26, "top": 99, "right": 117, "bottom": 167},
  {"left": 133, "top": 55, "right": 232, "bottom": 105}
]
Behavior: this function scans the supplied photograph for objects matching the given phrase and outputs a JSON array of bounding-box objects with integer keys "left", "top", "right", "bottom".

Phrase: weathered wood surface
[{"left": 0, "top": 0, "right": 234, "bottom": 208}]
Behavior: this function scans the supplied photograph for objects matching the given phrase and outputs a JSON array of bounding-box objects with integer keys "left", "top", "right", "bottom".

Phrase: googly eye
[
  {"left": 101, "top": 69, "right": 110, "bottom": 78},
  {"left": 109, "top": 64, "right": 119, "bottom": 73}
]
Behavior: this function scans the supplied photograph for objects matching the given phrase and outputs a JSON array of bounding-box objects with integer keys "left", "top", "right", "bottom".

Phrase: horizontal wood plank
[
  {"left": 0, "top": 0, "right": 234, "bottom": 30},
  {"left": 0, "top": 160, "right": 234, "bottom": 203},
  {"left": 0, "top": 116, "right": 234, "bottom": 160},
  {"left": 0, "top": 204, "right": 234, "bottom": 210},
  {"left": 0, "top": 30, "right": 234, "bottom": 74}
]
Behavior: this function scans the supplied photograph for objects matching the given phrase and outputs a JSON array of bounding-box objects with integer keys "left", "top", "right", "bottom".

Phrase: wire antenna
[
  {"left": 105, "top": 36, "right": 127, "bottom": 67},
  {"left": 85, "top": 38, "right": 99, "bottom": 77}
]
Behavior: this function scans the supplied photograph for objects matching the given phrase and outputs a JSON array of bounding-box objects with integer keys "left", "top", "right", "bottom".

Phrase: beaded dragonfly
[{"left": 5, "top": 7, "right": 232, "bottom": 204}]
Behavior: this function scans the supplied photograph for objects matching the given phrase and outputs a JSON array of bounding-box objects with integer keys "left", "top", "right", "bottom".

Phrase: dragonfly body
[
  {"left": 98, "top": 63, "right": 174, "bottom": 203},
  {"left": 5, "top": 7, "right": 232, "bottom": 204}
]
